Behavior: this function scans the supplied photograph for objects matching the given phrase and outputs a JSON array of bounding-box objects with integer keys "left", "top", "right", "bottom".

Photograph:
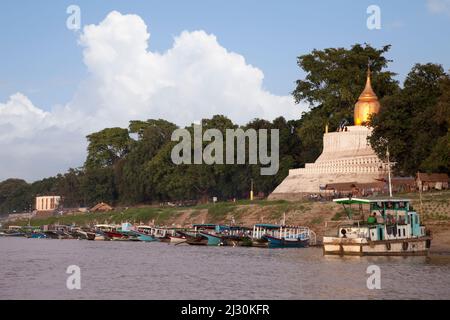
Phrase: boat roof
[
  {"left": 333, "top": 197, "right": 411, "bottom": 204},
  {"left": 193, "top": 224, "right": 217, "bottom": 228},
  {"left": 254, "top": 223, "right": 280, "bottom": 229}
]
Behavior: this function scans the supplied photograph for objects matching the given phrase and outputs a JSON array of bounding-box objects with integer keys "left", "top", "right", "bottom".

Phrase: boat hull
[
  {"left": 169, "top": 236, "right": 187, "bottom": 244},
  {"left": 263, "top": 235, "right": 309, "bottom": 248},
  {"left": 199, "top": 232, "right": 222, "bottom": 246},
  {"left": 323, "top": 236, "right": 432, "bottom": 256}
]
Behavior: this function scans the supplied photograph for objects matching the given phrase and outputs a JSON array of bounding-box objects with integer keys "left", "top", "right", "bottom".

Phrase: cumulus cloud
[
  {"left": 0, "top": 11, "right": 304, "bottom": 181},
  {"left": 427, "top": 0, "right": 450, "bottom": 15}
]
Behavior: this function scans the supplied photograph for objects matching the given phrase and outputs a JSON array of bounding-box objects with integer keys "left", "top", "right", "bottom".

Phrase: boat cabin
[
  {"left": 252, "top": 224, "right": 310, "bottom": 240},
  {"left": 333, "top": 198, "right": 426, "bottom": 241},
  {"left": 136, "top": 225, "right": 178, "bottom": 237}
]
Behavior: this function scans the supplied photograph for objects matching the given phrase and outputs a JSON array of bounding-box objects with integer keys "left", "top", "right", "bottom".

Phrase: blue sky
[
  {"left": 0, "top": 0, "right": 450, "bottom": 181},
  {"left": 1, "top": 0, "right": 449, "bottom": 111}
]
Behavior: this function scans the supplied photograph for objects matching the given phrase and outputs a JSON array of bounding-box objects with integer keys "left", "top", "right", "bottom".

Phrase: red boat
[{"left": 103, "top": 230, "right": 126, "bottom": 239}]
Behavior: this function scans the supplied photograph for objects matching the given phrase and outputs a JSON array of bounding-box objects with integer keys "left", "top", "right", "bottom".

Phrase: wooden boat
[
  {"left": 198, "top": 231, "right": 222, "bottom": 246},
  {"left": 221, "top": 235, "right": 254, "bottom": 247},
  {"left": 95, "top": 224, "right": 125, "bottom": 240},
  {"left": 43, "top": 229, "right": 73, "bottom": 239},
  {"left": 323, "top": 197, "right": 432, "bottom": 256},
  {"left": 71, "top": 228, "right": 96, "bottom": 240},
  {"left": 252, "top": 223, "right": 312, "bottom": 248},
  {"left": 178, "top": 231, "right": 208, "bottom": 246},
  {"left": 168, "top": 234, "right": 188, "bottom": 244},
  {"left": 262, "top": 234, "right": 309, "bottom": 248},
  {"left": 103, "top": 230, "right": 125, "bottom": 240},
  {"left": 0, "top": 231, "right": 26, "bottom": 237},
  {"left": 124, "top": 230, "right": 158, "bottom": 242},
  {"left": 27, "top": 232, "right": 48, "bottom": 239}
]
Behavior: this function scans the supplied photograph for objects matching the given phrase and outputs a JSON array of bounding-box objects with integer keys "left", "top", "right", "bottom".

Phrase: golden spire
[{"left": 354, "top": 65, "right": 381, "bottom": 126}]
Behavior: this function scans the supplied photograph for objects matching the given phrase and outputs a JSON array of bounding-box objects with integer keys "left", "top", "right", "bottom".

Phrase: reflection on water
[{"left": 1, "top": 238, "right": 449, "bottom": 300}]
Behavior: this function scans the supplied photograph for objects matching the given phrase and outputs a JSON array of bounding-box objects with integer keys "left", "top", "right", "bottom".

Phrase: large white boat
[{"left": 323, "top": 197, "right": 432, "bottom": 256}]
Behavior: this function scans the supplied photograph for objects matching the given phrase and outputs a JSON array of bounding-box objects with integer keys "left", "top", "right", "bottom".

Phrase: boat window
[{"left": 403, "top": 229, "right": 406, "bottom": 237}]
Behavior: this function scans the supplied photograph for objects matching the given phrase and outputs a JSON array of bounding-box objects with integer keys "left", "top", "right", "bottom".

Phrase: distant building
[
  {"left": 416, "top": 173, "right": 449, "bottom": 191},
  {"left": 35, "top": 196, "right": 61, "bottom": 217},
  {"left": 36, "top": 196, "right": 61, "bottom": 211}
]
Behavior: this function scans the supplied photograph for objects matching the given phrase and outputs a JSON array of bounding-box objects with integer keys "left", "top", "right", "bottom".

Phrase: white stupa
[{"left": 269, "top": 69, "right": 385, "bottom": 200}]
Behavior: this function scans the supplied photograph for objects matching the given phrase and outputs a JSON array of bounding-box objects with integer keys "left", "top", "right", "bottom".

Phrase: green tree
[
  {"left": 0, "top": 179, "right": 32, "bottom": 215},
  {"left": 370, "top": 64, "right": 448, "bottom": 175},
  {"left": 85, "top": 127, "right": 131, "bottom": 169}
]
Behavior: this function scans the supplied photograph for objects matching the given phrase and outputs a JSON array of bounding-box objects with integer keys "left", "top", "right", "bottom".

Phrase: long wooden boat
[
  {"left": 168, "top": 235, "right": 187, "bottom": 244},
  {"left": 178, "top": 231, "right": 208, "bottom": 246},
  {"left": 220, "top": 235, "right": 253, "bottom": 247},
  {"left": 198, "top": 231, "right": 222, "bottom": 246},
  {"left": 252, "top": 223, "right": 311, "bottom": 248},
  {"left": 263, "top": 234, "right": 309, "bottom": 248},
  {"left": 0, "top": 231, "right": 26, "bottom": 237}
]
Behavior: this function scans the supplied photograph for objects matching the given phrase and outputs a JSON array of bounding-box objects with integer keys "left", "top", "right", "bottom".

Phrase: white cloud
[
  {"left": 0, "top": 11, "right": 305, "bottom": 181},
  {"left": 427, "top": 0, "right": 450, "bottom": 15}
]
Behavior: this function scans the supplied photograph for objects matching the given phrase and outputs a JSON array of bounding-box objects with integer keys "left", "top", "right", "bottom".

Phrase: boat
[
  {"left": 252, "top": 223, "right": 312, "bottom": 248},
  {"left": 198, "top": 231, "right": 222, "bottom": 246},
  {"left": 323, "top": 197, "right": 432, "bottom": 256},
  {"left": 193, "top": 224, "right": 224, "bottom": 246},
  {"left": 168, "top": 234, "right": 187, "bottom": 244},
  {"left": 262, "top": 234, "right": 309, "bottom": 248},
  {"left": 71, "top": 227, "right": 96, "bottom": 240},
  {"left": 0, "top": 231, "right": 26, "bottom": 237},
  {"left": 27, "top": 232, "right": 48, "bottom": 239},
  {"left": 94, "top": 224, "right": 126, "bottom": 240},
  {"left": 178, "top": 231, "right": 208, "bottom": 246},
  {"left": 0, "top": 226, "right": 26, "bottom": 237},
  {"left": 123, "top": 230, "right": 158, "bottom": 242}
]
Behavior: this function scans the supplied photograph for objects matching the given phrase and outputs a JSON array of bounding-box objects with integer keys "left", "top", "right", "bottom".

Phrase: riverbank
[{"left": 5, "top": 191, "right": 450, "bottom": 253}]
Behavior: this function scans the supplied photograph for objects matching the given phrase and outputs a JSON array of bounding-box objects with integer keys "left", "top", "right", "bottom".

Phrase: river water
[{"left": 1, "top": 237, "right": 449, "bottom": 300}]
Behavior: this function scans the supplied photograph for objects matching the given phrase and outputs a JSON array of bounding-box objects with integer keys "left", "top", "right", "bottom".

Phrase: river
[{"left": 1, "top": 237, "right": 449, "bottom": 299}]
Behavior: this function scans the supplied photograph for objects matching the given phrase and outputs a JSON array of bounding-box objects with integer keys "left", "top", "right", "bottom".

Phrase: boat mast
[{"left": 386, "top": 145, "right": 393, "bottom": 198}]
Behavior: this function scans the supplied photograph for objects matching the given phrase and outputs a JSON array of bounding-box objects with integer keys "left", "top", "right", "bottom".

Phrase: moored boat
[
  {"left": 323, "top": 197, "right": 432, "bottom": 256},
  {"left": 252, "top": 223, "right": 312, "bottom": 248},
  {"left": 262, "top": 234, "right": 309, "bottom": 248}
]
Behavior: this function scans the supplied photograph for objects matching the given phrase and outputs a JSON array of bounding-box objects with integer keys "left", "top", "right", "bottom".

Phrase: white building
[{"left": 36, "top": 196, "right": 61, "bottom": 211}]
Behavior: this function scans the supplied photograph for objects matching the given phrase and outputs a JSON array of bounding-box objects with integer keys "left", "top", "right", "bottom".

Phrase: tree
[
  {"left": 370, "top": 64, "right": 448, "bottom": 175},
  {"left": 0, "top": 179, "right": 32, "bottom": 215},
  {"left": 85, "top": 127, "right": 131, "bottom": 169},
  {"left": 119, "top": 119, "right": 177, "bottom": 204}
]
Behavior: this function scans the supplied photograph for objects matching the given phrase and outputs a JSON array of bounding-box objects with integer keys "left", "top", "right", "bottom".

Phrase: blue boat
[
  {"left": 253, "top": 224, "right": 312, "bottom": 249},
  {"left": 120, "top": 230, "right": 158, "bottom": 242},
  {"left": 262, "top": 234, "right": 309, "bottom": 248},
  {"left": 28, "top": 232, "right": 48, "bottom": 239},
  {"left": 198, "top": 231, "right": 222, "bottom": 246}
]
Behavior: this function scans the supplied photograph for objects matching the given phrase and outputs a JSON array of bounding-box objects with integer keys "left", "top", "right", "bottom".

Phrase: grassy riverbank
[{"left": 6, "top": 191, "right": 450, "bottom": 252}]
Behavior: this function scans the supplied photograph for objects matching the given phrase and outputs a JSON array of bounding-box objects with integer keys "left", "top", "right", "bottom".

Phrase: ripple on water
[{"left": 1, "top": 237, "right": 450, "bottom": 299}]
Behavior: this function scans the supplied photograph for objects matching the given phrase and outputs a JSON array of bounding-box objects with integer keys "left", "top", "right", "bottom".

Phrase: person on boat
[{"left": 367, "top": 213, "right": 377, "bottom": 225}]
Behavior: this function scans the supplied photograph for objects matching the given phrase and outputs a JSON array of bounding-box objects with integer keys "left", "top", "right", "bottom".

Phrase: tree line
[{"left": 1, "top": 44, "right": 448, "bottom": 215}]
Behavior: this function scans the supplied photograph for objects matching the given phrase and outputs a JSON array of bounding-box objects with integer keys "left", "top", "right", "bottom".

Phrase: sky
[{"left": 0, "top": 0, "right": 450, "bottom": 181}]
